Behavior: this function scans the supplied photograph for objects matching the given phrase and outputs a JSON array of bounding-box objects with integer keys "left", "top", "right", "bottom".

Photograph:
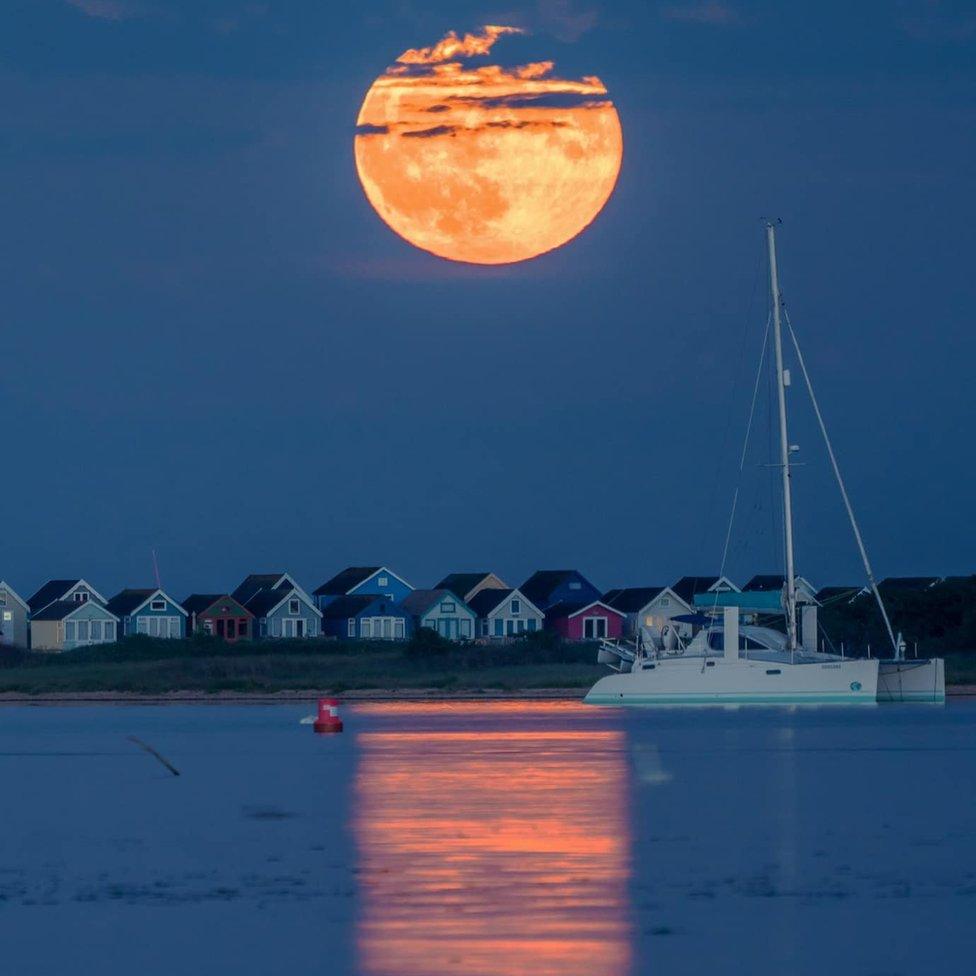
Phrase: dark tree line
[{"left": 819, "top": 577, "right": 976, "bottom": 657}]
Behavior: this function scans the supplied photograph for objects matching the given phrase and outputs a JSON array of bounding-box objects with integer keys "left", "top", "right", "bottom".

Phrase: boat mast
[{"left": 766, "top": 221, "right": 798, "bottom": 653}]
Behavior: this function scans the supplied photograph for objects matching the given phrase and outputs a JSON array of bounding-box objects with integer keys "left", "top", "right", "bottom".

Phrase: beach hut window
[
  {"left": 151, "top": 599, "right": 166, "bottom": 611},
  {"left": 289, "top": 599, "right": 300, "bottom": 615},
  {"left": 105, "top": 622, "right": 115, "bottom": 641},
  {"left": 528, "top": 619, "right": 537, "bottom": 632},
  {"left": 65, "top": 622, "right": 76, "bottom": 640},
  {"left": 78, "top": 621, "right": 89, "bottom": 641},
  {"left": 494, "top": 619, "right": 503, "bottom": 637},
  {"left": 511, "top": 599, "right": 521, "bottom": 615},
  {"left": 362, "top": 619, "right": 372, "bottom": 638},
  {"left": 347, "top": 618, "right": 355, "bottom": 637},
  {"left": 91, "top": 621, "right": 102, "bottom": 640},
  {"left": 395, "top": 619, "right": 404, "bottom": 639},
  {"left": 378, "top": 576, "right": 388, "bottom": 587},
  {"left": 440, "top": 601, "right": 456, "bottom": 613}
]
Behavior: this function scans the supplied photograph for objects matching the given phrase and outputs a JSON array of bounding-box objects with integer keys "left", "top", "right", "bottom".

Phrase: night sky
[{"left": 3, "top": 1, "right": 974, "bottom": 599}]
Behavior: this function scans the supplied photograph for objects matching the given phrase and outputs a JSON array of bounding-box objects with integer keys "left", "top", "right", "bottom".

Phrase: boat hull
[
  {"left": 584, "top": 656, "right": 880, "bottom": 706},
  {"left": 877, "top": 658, "right": 945, "bottom": 703}
]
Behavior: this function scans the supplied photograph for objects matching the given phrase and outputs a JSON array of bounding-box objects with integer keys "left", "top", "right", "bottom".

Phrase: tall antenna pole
[
  {"left": 151, "top": 548, "right": 162, "bottom": 590},
  {"left": 766, "top": 221, "right": 798, "bottom": 653}
]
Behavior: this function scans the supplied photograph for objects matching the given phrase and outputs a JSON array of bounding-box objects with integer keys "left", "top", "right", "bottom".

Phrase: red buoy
[{"left": 313, "top": 697, "right": 343, "bottom": 734}]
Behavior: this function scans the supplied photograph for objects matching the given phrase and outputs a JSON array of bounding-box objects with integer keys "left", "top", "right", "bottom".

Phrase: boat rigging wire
[
  {"left": 696, "top": 249, "right": 766, "bottom": 570},
  {"left": 718, "top": 311, "right": 772, "bottom": 584},
  {"left": 702, "top": 310, "right": 772, "bottom": 668},
  {"left": 781, "top": 307, "right": 899, "bottom": 657}
]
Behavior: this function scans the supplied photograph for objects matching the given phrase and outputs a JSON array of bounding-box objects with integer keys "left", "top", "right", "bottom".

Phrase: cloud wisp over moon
[
  {"left": 396, "top": 25, "right": 524, "bottom": 65},
  {"left": 354, "top": 25, "right": 623, "bottom": 265}
]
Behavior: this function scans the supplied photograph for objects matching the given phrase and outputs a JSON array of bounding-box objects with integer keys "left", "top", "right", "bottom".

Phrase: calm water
[{"left": 2, "top": 700, "right": 974, "bottom": 975}]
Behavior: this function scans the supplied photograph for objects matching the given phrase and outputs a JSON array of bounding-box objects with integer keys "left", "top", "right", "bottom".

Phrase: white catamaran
[{"left": 585, "top": 223, "right": 945, "bottom": 706}]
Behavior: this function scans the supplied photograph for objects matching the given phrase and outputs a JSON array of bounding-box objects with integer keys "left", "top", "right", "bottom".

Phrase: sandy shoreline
[{"left": 0, "top": 685, "right": 973, "bottom": 704}]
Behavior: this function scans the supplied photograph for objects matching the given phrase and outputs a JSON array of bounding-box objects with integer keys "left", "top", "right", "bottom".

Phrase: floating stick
[{"left": 127, "top": 736, "right": 180, "bottom": 777}]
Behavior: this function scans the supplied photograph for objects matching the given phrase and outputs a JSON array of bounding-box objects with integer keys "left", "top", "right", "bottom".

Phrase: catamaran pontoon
[{"left": 585, "top": 223, "right": 945, "bottom": 706}]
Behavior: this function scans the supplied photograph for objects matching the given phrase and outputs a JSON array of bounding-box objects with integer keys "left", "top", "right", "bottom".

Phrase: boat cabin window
[
  {"left": 708, "top": 631, "right": 772, "bottom": 651},
  {"left": 741, "top": 636, "right": 769, "bottom": 650}
]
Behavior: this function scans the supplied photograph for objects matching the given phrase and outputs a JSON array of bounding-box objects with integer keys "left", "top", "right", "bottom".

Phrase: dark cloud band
[{"left": 452, "top": 92, "right": 611, "bottom": 110}]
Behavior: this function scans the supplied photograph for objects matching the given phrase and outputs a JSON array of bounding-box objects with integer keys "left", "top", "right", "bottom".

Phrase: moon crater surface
[{"left": 354, "top": 26, "right": 623, "bottom": 265}]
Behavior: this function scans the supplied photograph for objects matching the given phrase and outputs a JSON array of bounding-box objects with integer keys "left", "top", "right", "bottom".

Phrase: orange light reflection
[
  {"left": 351, "top": 700, "right": 590, "bottom": 717},
  {"left": 355, "top": 717, "right": 631, "bottom": 976}
]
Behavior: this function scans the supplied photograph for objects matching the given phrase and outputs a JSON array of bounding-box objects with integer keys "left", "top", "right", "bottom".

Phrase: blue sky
[{"left": 2, "top": 1, "right": 974, "bottom": 598}]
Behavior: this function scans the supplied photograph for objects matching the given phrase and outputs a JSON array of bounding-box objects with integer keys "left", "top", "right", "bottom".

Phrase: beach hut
[
  {"left": 231, "top": 572, "right": 314, "bottom": 606},
  {"left": 30, "top": 599, "right": 119, "bottom": 652},
  {"left": 183, "top": 594, "right": 254, "bottom": 641},
  {"left": 742, "top": 574, "right": 819, "bottom": 605},
  {"left": 245, "top": 587, "right": 321, "bottom": 639},
  {"left": 313, "top": 566, "right": 413, "bottom": 609},
  {"left": 520, "top": 570, "right": 601, "bottom": 612},
  {"left": 467, "top": 588, "right": 544, "bottom": 638},
  {"left": 0, "top": 582, "right": 29, "bottom": 648},
  {"left": 602, "top": 586, "right": 692, "bottom": 642},
  {"left": 434, "top": 572, "right": 509, "bottom": 603},
  {"left": 670, "top": 576, "right": 740, "bottom": 606},
  {"left": 26, "top": 578, "right": 106, "bottom": 614},
  {"left": 320, "top": 594, "right": 413, "bottom": 641},
  {"left": 105, "top": 588, "right": 188, "bottom": 639},
  {"left": 402, "top": 589, "right": 477, "bottom": 640},
  {"left": 545, "top": 600, "right": 625, "bottom": 642}
]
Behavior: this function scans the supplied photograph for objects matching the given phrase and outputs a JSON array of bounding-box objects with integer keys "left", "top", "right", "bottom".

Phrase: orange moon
[{"left": 354, "top": 26, "right": 623, "bottom": 265}]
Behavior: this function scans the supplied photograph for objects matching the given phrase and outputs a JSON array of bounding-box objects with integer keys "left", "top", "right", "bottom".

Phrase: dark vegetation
[
  {"left": 819, "top": 576, "right": 976, "bottom": 659},
  {"left": 813, "top": 576, "right": 976, "bottom": 684},
  {"left": 0, "top": 629, "right": 606, "bottom": 695}
]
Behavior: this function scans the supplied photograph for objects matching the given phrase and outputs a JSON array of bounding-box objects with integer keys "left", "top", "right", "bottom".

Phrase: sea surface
[{"left": 1, "top": 699, "right": 974, "bottom": 975}]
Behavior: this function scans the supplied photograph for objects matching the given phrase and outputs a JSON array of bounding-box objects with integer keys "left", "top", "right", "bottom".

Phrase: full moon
[{"left": 354, "top": 26, "right": 623, "bottom": 265}]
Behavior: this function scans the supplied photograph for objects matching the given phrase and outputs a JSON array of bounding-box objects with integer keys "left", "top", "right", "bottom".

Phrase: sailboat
[{"left": 585, "top": 223, "right": 945, "bottom": 706}]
